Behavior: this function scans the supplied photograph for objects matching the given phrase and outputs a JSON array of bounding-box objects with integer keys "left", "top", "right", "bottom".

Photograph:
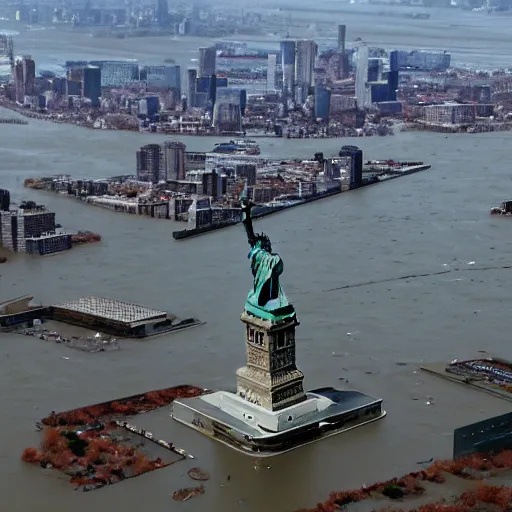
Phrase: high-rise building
[
  {"left": 0, "top": 204, "right": 71, "bottom": 255},
  {"left": 138, "top": 96, "right": 160, "bottom": 117},
  {"left": 187, "top": 68, "right": 197, "bottom": 108},
  {"left": 368, "top": 58, "right": 383, "bottom": 82},
  {"left": 213, "top": 103, "right": 242, "bottom": 134},
  {"left": 216, "top": 87, "right": 243, "bottom": 106},
  {"left": 389, "top": 49, "right": 451, "bottom": 72},
  {"left": 136, "top": 141, "right": 186, "bottom": 183},
  {"left": 198, "top": 46, "right": 216, "bottom": 78},
  {"left": 136, "top": 144, "right": 162, "bottom": 183},
  {"left": 209, "top": 74, "right": 217, "bottom": 108},
  {"left": 22, "top": 56, "right": 35, "bottom": 96},
  {"left": 66, "top": 80, "right": 81, "bottom": 97},
  {"left": 144, "top": 65, "right": 181, "bottom": 93},
  {"left": 267, "top": 53, "right": 277, "bottom": 92},
  {"left": 240, "top": 89, "right": 247, "bottom": 116},
  {"left": 0, "top": 188, "right": 10, "bottom": 212},
  {"left": 178, "top": 19, "right": 191, "bottom": 35},
  {"left": 339, "top": 145, "right": 363, "bottom": 189},
  {"left": 156, "top": 0, "right": 169, "bottom": 26},
  {"left": 387, "top": 71, "right": 398, "bottom": 102},
  {"left": 162, "top": 141, "right": 186, "bottom": 181},
  {"left": 82, "top": 66, "right": 101, "bottom": 106},
  {"left": 295, "top": 40, "right": 317, "bottom": 90},
  {"left": 0, "top": 34, "right": 13, "bottom": 83},
  {"left": 14, "top": 58, "right": 23, "bottom": 103},
  {"left": 280, "top": 41, "right": 296, "bottom": 97},
  {"left": 338, "top": 25, "right": 346, "bottom": 54},
  {"left": 101, "top": 61, "right": 139, "bottom": 87},
  {"left": 355, "top": 45, "right": 369, "bottom": 109},
  {"left": 315, "top": 87, "right": 331, "bottom": 121},
  {"left": 235, "top": 164, "right": 256, "bottom": 186},
  {"left": 14, "top": 56, "right": 35, "bottom": 104}
]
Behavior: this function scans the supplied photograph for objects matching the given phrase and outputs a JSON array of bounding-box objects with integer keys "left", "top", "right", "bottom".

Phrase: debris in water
[
  {"left": 71, "top": 231, "right": 102, "bottom": 245},
  {"left": 172, "top": 486, "right": 205, "bottom": 502},
  {"left": 17, "top": 327, "right": 120, "bottom": 353},
  {"left": 188, "top": 467, "right": 210, "bottom": 481}
]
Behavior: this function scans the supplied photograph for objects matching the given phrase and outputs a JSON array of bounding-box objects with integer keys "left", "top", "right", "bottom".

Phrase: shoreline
[
  {"left": 23, "top": 164, "right": 430, "bottom": 241},
  {"left": 0, "top": 100, "right": 395, "bottom": 139}
]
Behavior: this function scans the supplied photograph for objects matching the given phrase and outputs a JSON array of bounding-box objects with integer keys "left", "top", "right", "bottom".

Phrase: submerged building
[
  {"left": 0, "top": 201, "right": 72, "bottom": 255},
  {"left": 136, "top": 140, "right": 186, "bottom": 183}
]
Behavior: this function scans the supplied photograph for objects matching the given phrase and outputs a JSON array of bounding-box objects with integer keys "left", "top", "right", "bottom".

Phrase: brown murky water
[{"left": 2, "top": 10, "right": 512, "bottom": 512}]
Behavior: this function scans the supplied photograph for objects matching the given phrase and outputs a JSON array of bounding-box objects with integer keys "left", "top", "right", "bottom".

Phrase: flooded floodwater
[{"left": 1, "top": 10, "right": 512, "bottom": 512}]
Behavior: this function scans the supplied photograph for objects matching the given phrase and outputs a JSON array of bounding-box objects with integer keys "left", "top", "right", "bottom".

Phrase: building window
[
  {"left": 277, "top": 331, "right": 285, "bottom": 348},
  {"left": 248, "top": 329, "right": 264, "bottom": 346}
]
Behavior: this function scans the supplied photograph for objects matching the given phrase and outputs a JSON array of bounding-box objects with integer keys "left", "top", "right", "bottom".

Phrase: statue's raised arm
[{"left": 241, "top": 196, "right": 256, "bottom": 248}]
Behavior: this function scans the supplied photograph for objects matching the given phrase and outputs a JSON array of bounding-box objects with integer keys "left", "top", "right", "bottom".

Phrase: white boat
[{"left": 212, "top": 140, "right": 261, "bottom": 156}]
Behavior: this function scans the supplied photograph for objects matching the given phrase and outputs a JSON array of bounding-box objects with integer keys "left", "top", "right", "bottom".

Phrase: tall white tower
[
  {"left": 355, "top": 45, "right": 369, "bottom": 109},
  {"left": 267, "top": 53, "right": 277, "bottom": 92}
]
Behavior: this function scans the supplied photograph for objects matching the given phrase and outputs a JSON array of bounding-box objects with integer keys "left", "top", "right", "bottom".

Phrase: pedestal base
[{"left": 171, "top": 387, "right": 386, "bottom": 457}]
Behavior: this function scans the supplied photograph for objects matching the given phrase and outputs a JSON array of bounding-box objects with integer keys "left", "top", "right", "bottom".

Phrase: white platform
[
  {"left": 201, "top": 390, "right": 333, "bottom": 433},
  {"left": 172, "top": 387, "right": 386, "bottom": 456}
]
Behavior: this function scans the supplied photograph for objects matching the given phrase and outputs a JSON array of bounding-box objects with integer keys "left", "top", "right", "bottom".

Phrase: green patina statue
[{"left": 240, "top": 196, "right": 295, "bottom": 322}]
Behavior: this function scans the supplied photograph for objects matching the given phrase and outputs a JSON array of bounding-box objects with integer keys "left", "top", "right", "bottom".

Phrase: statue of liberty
[{"left": 240, "top": 195, "right": 295, "bottom": 321}]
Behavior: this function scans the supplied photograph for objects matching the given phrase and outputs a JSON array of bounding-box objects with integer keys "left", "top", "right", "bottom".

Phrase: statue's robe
[{"left": 248, "top": 245, "right": 286, "bottom": 309}]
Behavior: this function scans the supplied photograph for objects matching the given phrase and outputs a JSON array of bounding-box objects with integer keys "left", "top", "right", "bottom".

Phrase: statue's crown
[{"left": 255, "top": 233, "right": 272, "bottom": 253}]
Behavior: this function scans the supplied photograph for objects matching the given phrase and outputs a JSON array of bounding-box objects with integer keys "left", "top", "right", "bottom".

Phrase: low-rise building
[{"left": 424, "top": 103, "right": 475, "bottom": 124}]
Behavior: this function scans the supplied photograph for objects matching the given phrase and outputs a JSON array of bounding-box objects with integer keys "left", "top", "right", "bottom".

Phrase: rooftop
[{"left": 53, "top": 297, "right": 167, "bottom": 324}]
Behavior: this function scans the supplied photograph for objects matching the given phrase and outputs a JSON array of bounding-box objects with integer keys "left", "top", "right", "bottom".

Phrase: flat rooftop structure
[
  {"left": 49, "top": 297, "right": 202, "bottom": 338},
  {"left": 53, "top": 297, "right": 167, "bottom": 327}
]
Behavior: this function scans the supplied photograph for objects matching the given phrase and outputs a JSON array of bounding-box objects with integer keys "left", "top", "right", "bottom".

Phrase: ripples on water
[{"left": 2, "top": 14, "right": 512, "bottom": 511}]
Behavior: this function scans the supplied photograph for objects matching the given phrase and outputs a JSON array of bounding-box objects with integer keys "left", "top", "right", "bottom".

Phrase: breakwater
[
  {"left": 172, "top": 164, "right": 431, "bottom": 240},
  {"left": 172, "top": 188, "right": 343, "bottom": 240},
  {"left": 0, "top": 117, "right": 28, "bottom": 125}
]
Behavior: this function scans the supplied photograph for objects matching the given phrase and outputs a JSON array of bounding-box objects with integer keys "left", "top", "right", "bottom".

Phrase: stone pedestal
[
  {"left": 171, "top": 221, "right": 387, "bottom": 456},
  {"left": 236, "top": 311, "right": 306, "bottom": 412}
]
